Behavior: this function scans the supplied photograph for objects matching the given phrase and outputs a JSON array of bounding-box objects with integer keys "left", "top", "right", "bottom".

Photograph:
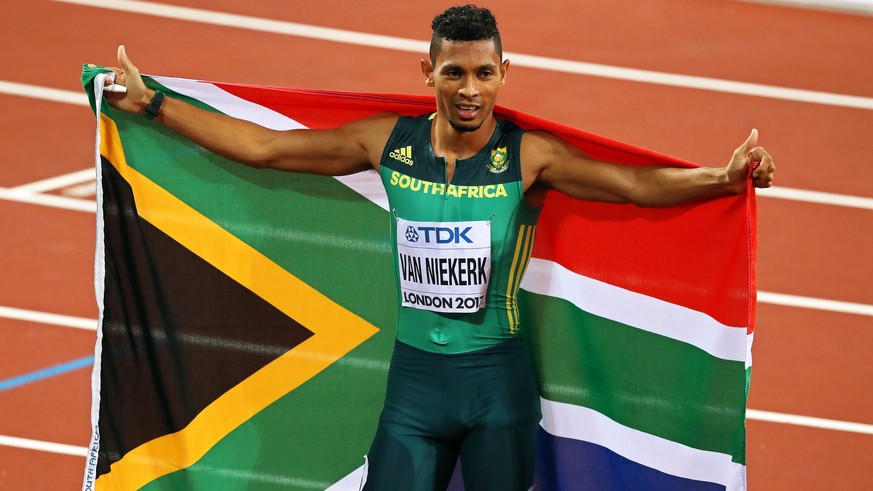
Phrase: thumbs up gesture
[
  {"left": 726, "top": 129, "right": 775, "bottom": 190},
  {"left": 104, "top": 45, "right": 155, "bottom": 114}
]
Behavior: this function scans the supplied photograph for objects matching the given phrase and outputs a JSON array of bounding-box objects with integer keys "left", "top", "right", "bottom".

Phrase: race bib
[{"left": 396, "top": 218, "right": 491, "bottom": 313}]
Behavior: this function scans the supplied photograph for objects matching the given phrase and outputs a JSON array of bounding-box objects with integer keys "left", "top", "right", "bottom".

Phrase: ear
[
  {"left": 500, "top": 58, "right": 510, "bottom": 86},
  {"left": 420, "top": 58, "right": 435, "bottom": 87}
]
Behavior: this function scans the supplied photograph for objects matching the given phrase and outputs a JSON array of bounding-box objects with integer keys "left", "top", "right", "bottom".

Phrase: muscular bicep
[
  {"left": 263, "top": 113, "right": 398, "bottom": 176},
  {"left": 522, "top": 131, "right": 636, "bottom": 204}
]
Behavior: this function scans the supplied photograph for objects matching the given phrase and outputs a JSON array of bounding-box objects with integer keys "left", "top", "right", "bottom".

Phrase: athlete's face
[{"left": 422, "top": 39, "right": 509, "bottom": 133}]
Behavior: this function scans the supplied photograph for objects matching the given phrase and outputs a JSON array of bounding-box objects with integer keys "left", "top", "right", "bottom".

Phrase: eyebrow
[{"left": 439, "top": 62, "right": 499, "bottom": 72}]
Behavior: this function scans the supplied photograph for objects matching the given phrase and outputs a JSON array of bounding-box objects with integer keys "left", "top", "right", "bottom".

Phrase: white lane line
[
  {"left": 7, "top": 169, "right": 94, "bottom": 194},
  {"left": 0, "top": 80, "right": 88, "bottom": 106},
  {"left": 739, "top": 0, "right": 873, "bottom": 15},
  {"left": 747, "top": 409, "right": 873, "bottom": 435},
  {"left": 53, "top": 0, "right": 873, "bottom": 110},
  {"left": 0, "top": 306, "right": 97, "bottom": 331},
  {"left": 0, "top": 187, "right": 96, "bottom": 212},
  {"left": 757, "top": 186, "right": 873, "bottom": 211},
  {"left": 0, "top": 434, "right": 87, "bottom": 457},
  {"left": 758, "top": 291, "right": 873, "bottom": 317},
  {"left": 63, "top": 182, "right": 98, "bottom": 198}
]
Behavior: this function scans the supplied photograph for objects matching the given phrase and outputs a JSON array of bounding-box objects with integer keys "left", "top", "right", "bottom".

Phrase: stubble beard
[{"left": 448, "top": 117, "right": 485, "bottom": 133}]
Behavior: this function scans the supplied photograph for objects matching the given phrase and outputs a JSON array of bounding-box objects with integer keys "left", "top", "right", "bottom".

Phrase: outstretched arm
[
  {"left": 105, "top": 46, "right": 395, "bottom": 175},
  {"left": 523, "top": 129, "right": 775, "bottom": 207}
]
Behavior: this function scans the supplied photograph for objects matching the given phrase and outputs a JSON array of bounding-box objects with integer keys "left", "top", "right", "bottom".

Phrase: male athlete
[{"left": 105, "top": 5, "right": 774, "bottom": 490}]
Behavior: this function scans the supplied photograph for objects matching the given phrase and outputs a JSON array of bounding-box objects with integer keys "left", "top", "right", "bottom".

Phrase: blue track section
[{"left": 0, "top": 356, "right": 94, "bottom": 392}]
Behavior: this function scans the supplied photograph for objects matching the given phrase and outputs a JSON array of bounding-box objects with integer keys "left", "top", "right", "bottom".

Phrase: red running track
[{"left": 1, "top": 0, "right": 871, "bottom": 489}]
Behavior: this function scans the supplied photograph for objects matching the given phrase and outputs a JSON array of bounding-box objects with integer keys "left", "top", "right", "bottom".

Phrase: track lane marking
[
  {"left": 0, "top": 306, "right": 96, "bottom": 330},
  {"left": 0, "top": 435, "right": 87, "bottom": 457},
  {"left": 8, "top": 169, "right": 95, "bottom": 194},
  {"left": 0, "top": 80, "right": 88, "bottom": 106},
  {"left": 0, "top": 356, "right": 94, "bottom": 392},
  {"left": 746, "top": 409, "right": 873, "bottom": 435},
  {"left": 757, "top": 292, "right": 873, "bottom": 317},
  {"left": 738, "top": 0, "right": 873, "bottom": 15},
  {"left": 0, "top": 186, "right": 95, "bottom": 212},
  {"left": 757, "top": 186, "right": 873, "bottom": 211},
  {"left": 51, "top": 0, "right": 873, "bottom": 110}
]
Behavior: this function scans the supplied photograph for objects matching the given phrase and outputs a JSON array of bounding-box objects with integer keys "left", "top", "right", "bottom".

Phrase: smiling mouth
[{"left": 454, "top": 103, "right": 480, "bottom": 120}]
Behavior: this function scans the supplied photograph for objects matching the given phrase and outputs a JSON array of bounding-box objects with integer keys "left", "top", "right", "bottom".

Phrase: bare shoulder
[
  {"left": 340, "top": 113, "right": 400, "bottom": 148},
  {"left": 521, "top": 129, "right": 583, "bottom": 158},
  {"left": 341, "top": 112, "right": 400, "bottom": 138},
  {"left": 520, "top": 129, "right": 586, "bottom": 187},
  {"left": 339, "top": 112, "right": 400, "bottom": 169}
]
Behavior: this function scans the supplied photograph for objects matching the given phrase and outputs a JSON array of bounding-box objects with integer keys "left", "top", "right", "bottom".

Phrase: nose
[{"left": 458, "top": 75, "right": 479, "bottom": 98}]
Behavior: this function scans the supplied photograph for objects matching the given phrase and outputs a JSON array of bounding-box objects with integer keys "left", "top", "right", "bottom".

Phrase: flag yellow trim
[{"left": 95, "top": 114, "right": 379, "bottom": 490}]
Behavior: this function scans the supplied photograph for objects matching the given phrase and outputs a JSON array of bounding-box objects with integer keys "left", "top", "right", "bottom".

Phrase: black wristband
[{"left": 145, "top": 90, "right": 165, "bottom": 118}]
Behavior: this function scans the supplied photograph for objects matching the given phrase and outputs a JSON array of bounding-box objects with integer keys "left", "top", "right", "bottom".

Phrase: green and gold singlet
[{"left": 379, "top": 114, "right": 540, "bottom": 354}]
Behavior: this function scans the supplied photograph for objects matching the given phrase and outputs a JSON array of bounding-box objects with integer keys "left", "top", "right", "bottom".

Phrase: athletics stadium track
[{"left": 1, "top": 0, "right": 871, "bottom": 489}]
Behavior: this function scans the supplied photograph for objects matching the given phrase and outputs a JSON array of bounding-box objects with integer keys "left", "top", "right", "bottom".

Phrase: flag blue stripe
[
  {"left": 0, "top": 356, "right": 94, "bottom": 392},
  {"left": 534, "top": 428, "right": 726, "bottom": 491}
]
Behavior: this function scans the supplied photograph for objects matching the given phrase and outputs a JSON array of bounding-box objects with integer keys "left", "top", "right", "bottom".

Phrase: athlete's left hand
[{"left": 725, "top": 129, "right": 776, "bottom": 191}]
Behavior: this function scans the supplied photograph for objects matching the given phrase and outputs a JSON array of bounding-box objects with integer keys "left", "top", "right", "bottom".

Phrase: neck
[{"left": 431, "top": 113, "right": 497, "bottom": 161}]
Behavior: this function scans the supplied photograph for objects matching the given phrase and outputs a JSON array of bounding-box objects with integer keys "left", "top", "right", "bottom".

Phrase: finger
[
  {"left": 755, "top": 161, "right": 774, "bottom": 179},
  {"left": 752, "top": 159, "right": 774, "bottom": 187},
  {"left": 749, "top": 147, "right": 773, "bottom": 177},
  {"left": 749, "top": 146, "right": 771, "bottom": 163},
  {"left": 736, "top": 128, "right": 758, "bottom": 155},
  {"left": 102, "top": 66, "right": 126, "bottom": 88},
  {"left": 117, "top": 45, "right": 135, "bottom": 74},
  {"left": 754, "top": 173, "right": 773, "bottom": 188}
]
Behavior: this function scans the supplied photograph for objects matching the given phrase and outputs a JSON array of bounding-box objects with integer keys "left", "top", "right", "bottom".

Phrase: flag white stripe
[
  {"left": 540, "top": 398, "right": 746, "bottom": 490},
  {"left": 333, "top": 172, "right": 389, "bottom": 211},
  {"left": 150, "top": 76, "right": 304, "bottom": 131},
  {"left": 325, "top": 464, "right": 366, "bottom": 491},
  {"left": 521, "top": 258, "right": 749, "bottom": 363}
]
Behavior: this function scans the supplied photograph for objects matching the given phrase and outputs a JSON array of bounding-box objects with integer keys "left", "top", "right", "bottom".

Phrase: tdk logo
[
  {"left": 405, "top": 226, "right": 420, "bottom": 242},
  {"left": 407, "top": 226, "right": 474, "bottom": 244}
]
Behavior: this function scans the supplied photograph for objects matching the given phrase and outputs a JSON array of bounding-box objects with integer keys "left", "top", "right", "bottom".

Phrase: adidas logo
[{"left": 389, "top": 145, "right": 414, "bottom": 166}]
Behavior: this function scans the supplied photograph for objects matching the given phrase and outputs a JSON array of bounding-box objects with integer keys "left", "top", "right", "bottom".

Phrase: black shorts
[{"left": 363, "top": 336, "right": 541, "bottom": 491}]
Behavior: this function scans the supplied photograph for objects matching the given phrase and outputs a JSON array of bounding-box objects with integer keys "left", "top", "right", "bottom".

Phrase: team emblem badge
[{"left": 488, "top": 147, "right": 509, "bottom": 174}]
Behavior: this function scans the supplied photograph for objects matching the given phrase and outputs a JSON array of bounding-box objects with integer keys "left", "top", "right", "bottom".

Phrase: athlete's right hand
[{"left": 104, "top": 45, "right": 155, "bottom": 114}]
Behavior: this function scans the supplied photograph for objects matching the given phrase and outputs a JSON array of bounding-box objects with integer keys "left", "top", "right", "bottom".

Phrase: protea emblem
[{"left": 488, "top": 147, "right": 509, "bottom": 174}]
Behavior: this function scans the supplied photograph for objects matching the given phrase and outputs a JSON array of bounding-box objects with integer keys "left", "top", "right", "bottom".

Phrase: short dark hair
[{"left": 429, "top": 4, "right": 502, "bottom": 64}]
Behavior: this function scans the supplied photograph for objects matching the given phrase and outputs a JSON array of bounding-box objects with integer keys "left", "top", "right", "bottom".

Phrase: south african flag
[{"left": 81, "top": 64, "right": 756, "bottom": 490}]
